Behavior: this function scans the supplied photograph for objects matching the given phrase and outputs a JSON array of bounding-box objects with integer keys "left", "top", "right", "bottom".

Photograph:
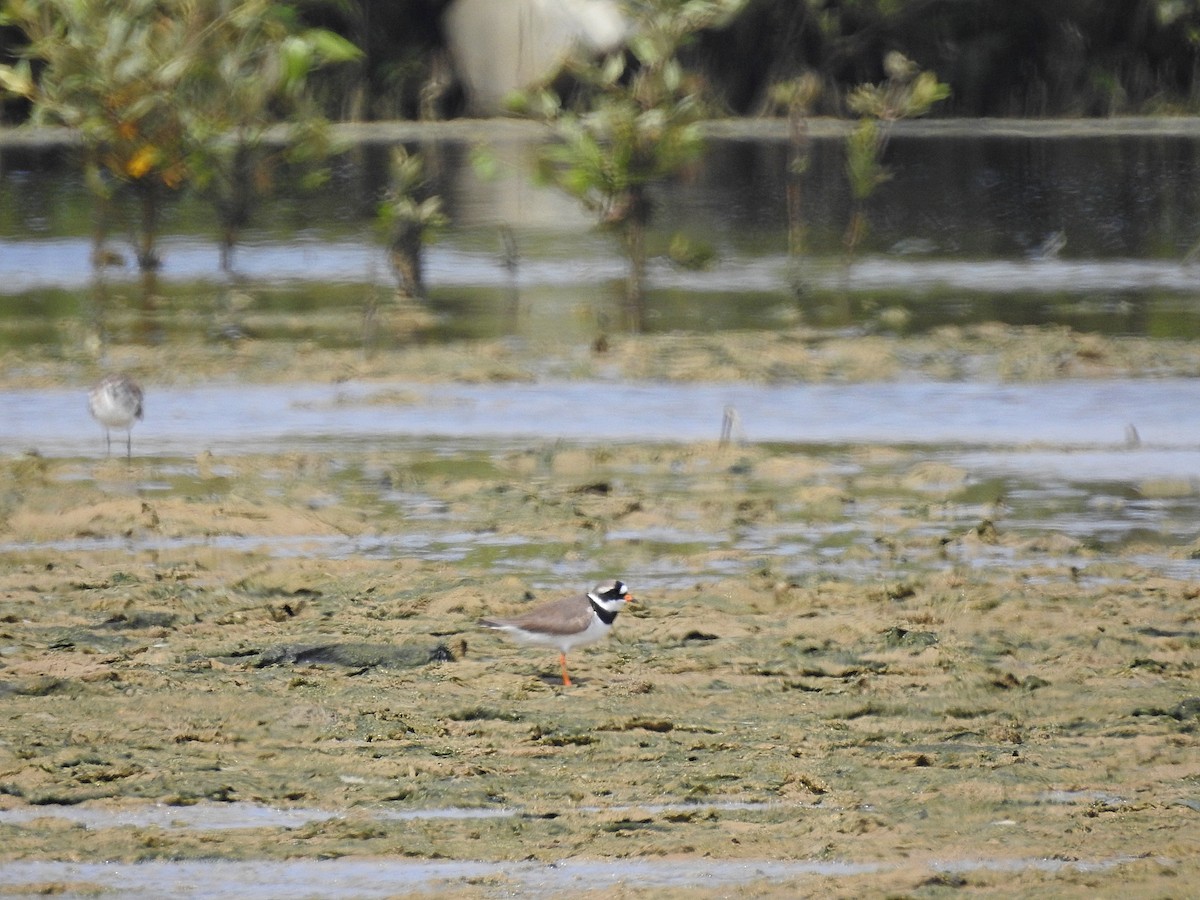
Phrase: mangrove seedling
[
  {"left": 843, "top": 52, "right": 949, "bottom": 261},
  {"left": 513, "top": 0, "right": 744, "bottom": 326}
]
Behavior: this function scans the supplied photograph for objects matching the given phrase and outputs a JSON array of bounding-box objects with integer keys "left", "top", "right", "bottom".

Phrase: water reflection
[{"left": 3, "top": 130, "right": 1200, "bottom": 343}]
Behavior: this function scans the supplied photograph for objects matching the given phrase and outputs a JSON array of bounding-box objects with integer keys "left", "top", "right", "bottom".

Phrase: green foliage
[
  {"left": 846, "top": 118, "right": 887, "bottom": 202},
  {"left": 524, "top": 47, "right": 707, "bottom": 227},
  {"left": 516, "top": 0, "right": 745, "bottom": 306},
  {"left": 1, "top": 0, "right": 191, "bottom": 195},
  {"left": 377, "top": 146, "right": 447, "bottom": 240},
  {"left": 174, "top": 0, "right": 360, "bottom": 269},
  {"left": 843, "top": 53, "right": 949, "bottom": 255},
  {"left": 767, "top": 72, "right": 822, "bottom": 121},
  {"left": 178, "top": 1, "right": 359, "bottom": 153},
  {"left": 0, "top": 0, "right": 359, "bottom": 271},
  {"left": 847, "top": 53, "right": 951, "bottom": 122}
]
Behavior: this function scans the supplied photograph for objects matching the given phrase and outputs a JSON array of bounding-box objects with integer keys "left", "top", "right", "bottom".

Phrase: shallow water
[
  {"left": 0, "top": 857, "right": 881, "bottom": 898},
  {"left": 0, "top": 852, "right": 1152, "bottom": 898},
  {"left": 3, "top": 236, "right": 1198, "bottom": 296},
  {"left": 5, "top": 378, "right": 1199, "bottom": 457},
  {"left": 0, "top": 799, "right": 781, "bottom": 831}
]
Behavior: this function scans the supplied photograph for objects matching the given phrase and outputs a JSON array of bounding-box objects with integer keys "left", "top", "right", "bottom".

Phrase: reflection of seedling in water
[
  {"left": 366, "top": 147, "right": 446, "bottom": 353},
  {"left": 667, "top": 233, "right": 715, "bottom": 270},
  {"left": 469, "top": 144, "right": 522, "bottom": 315},
  {"left": 843, "top": 53, "right": 949, "bottom": 261},
  {"left": 719, "top": 405, "right": 743, "bottom": 447},
  {"left": 377, "top": 146, "right": 447, "bottom": 302},
  {"left": 768, "top": 72, "right": 822, "bottom": 256}
]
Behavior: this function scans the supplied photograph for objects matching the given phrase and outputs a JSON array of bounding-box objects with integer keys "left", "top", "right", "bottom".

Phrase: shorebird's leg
[{"left": 559, "top": 652, "right": 572, "bottom": 687}]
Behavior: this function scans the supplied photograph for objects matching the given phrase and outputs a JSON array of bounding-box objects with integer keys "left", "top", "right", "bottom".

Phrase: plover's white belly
[
  {"left": 501, "top": 616, "right": 612, "bottom": 653},
  {"left": 89, "top": 392, "right": 138, "bottom": 428}
]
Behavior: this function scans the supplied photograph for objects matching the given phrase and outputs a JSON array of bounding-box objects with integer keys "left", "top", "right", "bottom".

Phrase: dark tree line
[
  {"left": 697, "top": 0, "right": 1200, "bottom": 117},
  {"left": 5, "top": 0, "right": 1200, "bottom": 122}
]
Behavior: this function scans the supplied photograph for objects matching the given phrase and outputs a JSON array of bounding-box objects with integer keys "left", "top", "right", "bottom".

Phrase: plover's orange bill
[{"left": 480, "top": 580, "right": 635, "bottom": 686}]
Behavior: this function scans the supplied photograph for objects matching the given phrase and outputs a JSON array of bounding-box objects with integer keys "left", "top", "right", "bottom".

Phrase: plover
[
  {"left": 480, "top": 580, "right": 635, "bottom": 686},
  {"left": 88, "top": 373, "right": 144, "bottom": 459}
]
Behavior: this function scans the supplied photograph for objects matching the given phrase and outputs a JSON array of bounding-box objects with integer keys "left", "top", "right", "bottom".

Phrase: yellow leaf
[{"left": 126, "top": 145, "right": 158, "bottom": 179}]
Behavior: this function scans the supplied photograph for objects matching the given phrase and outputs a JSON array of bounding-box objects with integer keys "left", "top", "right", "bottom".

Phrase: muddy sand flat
[{"left": 0, "top": 325, "right": 1197, "bottom": 897}]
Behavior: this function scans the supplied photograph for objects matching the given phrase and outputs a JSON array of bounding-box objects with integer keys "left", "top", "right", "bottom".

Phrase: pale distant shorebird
[{"left": 88, "top": 374, "right": 144, "bottom": 459}]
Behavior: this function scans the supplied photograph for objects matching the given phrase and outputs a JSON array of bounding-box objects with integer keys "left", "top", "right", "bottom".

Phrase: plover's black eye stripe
[{"left": 595, "top": 580, "right": 626, "bottom": 599}]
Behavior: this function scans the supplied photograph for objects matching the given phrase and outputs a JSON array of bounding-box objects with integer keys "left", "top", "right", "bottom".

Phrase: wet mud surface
[
  {"left": 6, "top": 321, "right": 1200, "bottom": 391},
  {"left": 0, "top": 327, "right": 1198, "bottom": 896}
]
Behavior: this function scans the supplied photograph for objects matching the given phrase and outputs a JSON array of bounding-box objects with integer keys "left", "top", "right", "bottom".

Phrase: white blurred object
[{"left": 445, "top": 0, "right": 629, "bottom": 115}]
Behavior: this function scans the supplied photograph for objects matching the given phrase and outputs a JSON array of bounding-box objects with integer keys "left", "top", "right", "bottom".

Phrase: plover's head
[{"left": 589, "top": 580, "right": 634, "bottom": 612}]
